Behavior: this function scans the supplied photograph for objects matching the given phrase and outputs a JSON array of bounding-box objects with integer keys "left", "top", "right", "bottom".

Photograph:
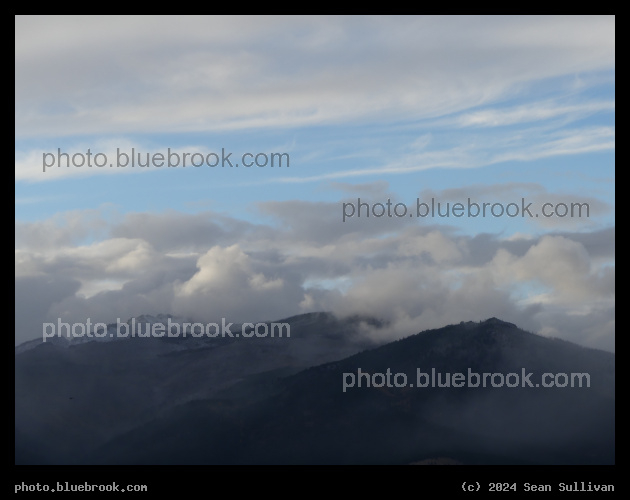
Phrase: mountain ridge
[{"left": 16, "top": 313, "right": 614, "bottom": 464}]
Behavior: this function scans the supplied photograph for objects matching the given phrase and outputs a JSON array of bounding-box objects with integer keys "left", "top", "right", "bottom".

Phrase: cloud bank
[{"left": 15, "top": 191, "right": 614, "bottom": 351}]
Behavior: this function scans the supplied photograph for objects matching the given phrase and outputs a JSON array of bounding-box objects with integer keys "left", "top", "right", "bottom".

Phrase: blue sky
[{"left": 15, "top": 16, "right": 615, "bottom": 350}]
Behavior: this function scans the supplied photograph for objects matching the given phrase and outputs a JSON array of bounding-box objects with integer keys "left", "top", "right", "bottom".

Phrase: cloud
[
  {"left": 453, "top": 100, "right": 615, "bottom": 128},
  {"left": 268, "top": 125, "right": 614, "bottom": 185},
  {"left": 173, "top": 244, "right": 302, "bottom": 323},
  {"left": 14, "top": 201, "right": 615, "bottom": 352},
  {"left": 489, "top": 235, "right": 612, "bottom": 303},
  {"left": 16, "top": 16, "right": 615, "bottom": 138},
  {"left": 15, "top": 275, "right": 82, "bottom": 343}
]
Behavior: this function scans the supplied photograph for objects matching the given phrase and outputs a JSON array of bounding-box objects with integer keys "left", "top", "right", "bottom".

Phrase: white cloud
[
  {"left": 14, "top": 204, "right": 615, "bottom": 352},
  {"left": 454, "top": 101, "right": 615, "bottom": 128}
]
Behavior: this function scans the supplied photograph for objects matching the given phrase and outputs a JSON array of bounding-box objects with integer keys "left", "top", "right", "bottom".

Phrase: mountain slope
[
  {"left": 87, "top": 318, "right": 614, "bottom": 464},
  {"left": 15, "top": 312, "right": 380, "bottom": 464}
]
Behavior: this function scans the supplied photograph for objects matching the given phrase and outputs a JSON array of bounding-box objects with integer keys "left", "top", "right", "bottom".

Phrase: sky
[{"left": 15, "top": 15, "right": 615, "bottom": 351}]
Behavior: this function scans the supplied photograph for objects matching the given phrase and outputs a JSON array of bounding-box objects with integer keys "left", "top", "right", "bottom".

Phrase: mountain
[
  {"left": 15, "top": 315, "right": 614, "bottom": 464},
  {"left": 15, "top": 312, "right": 381, "bottom": 464}
]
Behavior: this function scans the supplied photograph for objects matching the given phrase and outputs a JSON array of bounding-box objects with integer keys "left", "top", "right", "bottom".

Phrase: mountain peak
[{"left": 482, "top": 317, "right": 516, "bottom": 328}]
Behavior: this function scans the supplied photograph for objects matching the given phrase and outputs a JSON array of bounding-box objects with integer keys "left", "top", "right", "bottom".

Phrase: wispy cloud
[
  {"left": 16, "top": 16, "right": 615, "bottom": 138},
  {"left": 453, "top": 100, "right": 614, "bottom": 128}
]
